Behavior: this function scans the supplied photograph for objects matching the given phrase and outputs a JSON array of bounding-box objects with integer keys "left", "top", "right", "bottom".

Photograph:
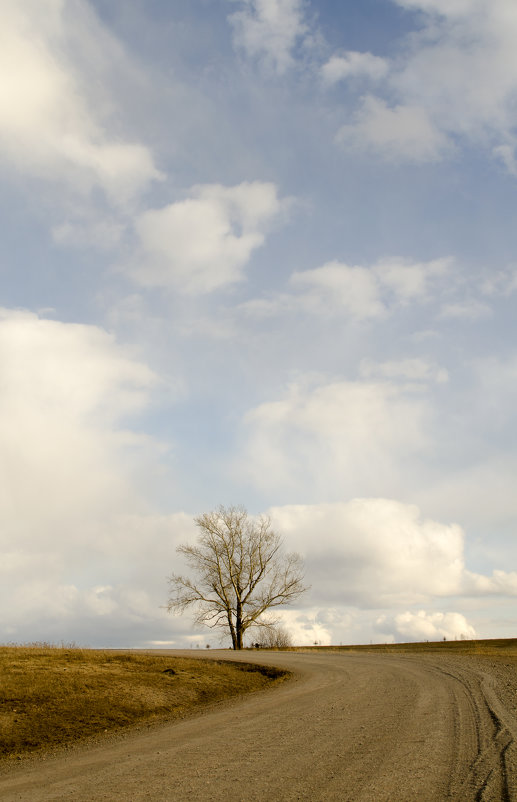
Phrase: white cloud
[
  {"left": 0, "top": 310, "right": 158, "bottom": 534},
  {"left": 240, "top": 378, "right": 430, "bottom": 497},
  {"left": 272, "top": 608, "right": 337, "bottom": 646},
  {"left": 321, "top": 52, "right": 388, "bottom": 85},
  {"left": 270, "top": 499, "right": 517, "bottom": 611},
  {"left": 464, "top": 570, "right": 517, "bottom": 596},
  {"left": 228, "top": 0, "right": 308, "bottom": 74},
  {"left": 290, "top": 261, "right": 385, "bottom": 319},
  {"left": 0, "top": 310, "right": 201, "bottom": 645},
  {"left": 391, "top": 2, "right": 517, "bottom": 135},
  {"left": 271, "top": 500, "right": 466, "bottom": 607},
  {"left": 284, "top": 256, "right": 452, "bottom": 321},
  {"left": 0, "top": 0, "right": 161, "bottom": 203},
  {"left": 131, "top": 181, "right": 288, "bottom": 293},
  {"left": 238, "top": 352, "right": 517, "bottom": 530},
  {"left": 375, "top": 256, "right": 451, "bottom": 302},
  {"left": 337, "top": 96, "right": 450, "bottom": 162},
  {"left": 340, "top": 1, "right": 517, "bottom": 167},
  {"left": 375, "top": 610, "right": 477, "bottom": 642}
]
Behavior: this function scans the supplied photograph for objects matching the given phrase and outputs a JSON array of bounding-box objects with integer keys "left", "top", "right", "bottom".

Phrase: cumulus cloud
[
  {"left": 239, "top": 256, "right": 454, "bottom": 324},
  {"left": 337, "top": 96, "right": 450, "bottom": 162},
  {"left": 270, "top": 499, "right": 517, "bottom": 612},
  {"left": 375, "top": 610, "right": 477, "bottom": 642},
  {"left": 0, "top": 0, "right": 161, "bottom": 202},
  {"left": 321, "top": 52, "right": 389, "bottom": 85},
  {"left": 270, "top": 500, "right": 466, "bottom": 608},
  {"left": 131, "top": 181, "right": 288, "bottom": 293},
  {"left": 465, "top": 570, "right": 517, "bottom": 596},
  {"left": 376, "top": 256, "right": 451, "bottom": 302},
  {"left": 239, "top": 378, "right": 430, "bottom": 497},
  {"left": 282, "top": 256, "right": 452, "bottom": 320},
  {"left": 0, "top": 310, "right": 191, "bottom": 645},
  {"left": 338, "top": 0, "right": 517, "bottom": 168},
  {"left": 0, "top": 309, "right": 162, "bottom": 535},
  {"left": 271, "top": 608, "right": 339, "bottom": 646},
  {"left": 290, "top": 261, "right": 385, "bottom": 319},
  {"left": 228, "top": 0, "right": 308, "bottom": 75}
]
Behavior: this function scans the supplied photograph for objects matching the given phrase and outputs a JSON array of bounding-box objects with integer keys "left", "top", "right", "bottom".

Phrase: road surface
[{"left": 1, "top": 650, "right": 516, "bottom": 801}]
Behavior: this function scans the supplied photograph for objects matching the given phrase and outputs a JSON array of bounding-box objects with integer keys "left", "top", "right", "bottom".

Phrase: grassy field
[
  {"left": 0, "top": 645, "right": 287, "bottom": 761},
  {"left": 289, "top": 637, "right": 517, "bottom": 658}
]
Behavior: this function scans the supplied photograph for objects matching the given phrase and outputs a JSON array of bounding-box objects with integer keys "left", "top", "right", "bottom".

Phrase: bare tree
[{"left": 166, "top": 505, "right": 308, "bottom": 650}]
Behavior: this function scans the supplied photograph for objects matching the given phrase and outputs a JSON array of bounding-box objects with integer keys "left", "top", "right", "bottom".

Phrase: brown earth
[{"left": 1, "top": 648, "right": 517, "bottom": 801}]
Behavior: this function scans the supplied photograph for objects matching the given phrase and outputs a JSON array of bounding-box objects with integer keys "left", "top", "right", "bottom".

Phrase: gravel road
[{"left": 1, "top": 649, "right": 516, "bottom": 801}]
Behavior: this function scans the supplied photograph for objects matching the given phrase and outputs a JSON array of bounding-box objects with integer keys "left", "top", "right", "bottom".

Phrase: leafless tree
[{"left": 166, "top": 505, "right": 308, "bottom": 650}]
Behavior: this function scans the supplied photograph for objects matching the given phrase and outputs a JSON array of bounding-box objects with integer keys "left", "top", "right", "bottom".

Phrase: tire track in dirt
[
  {"left": 1, "top": 650, "right": 516, "bottom": 801},
  {"left": 410, "top": 657, "right": 516, "bottom": 801},
  {"left": 458, "top": 664, "right": 516, "bottom": 801}
]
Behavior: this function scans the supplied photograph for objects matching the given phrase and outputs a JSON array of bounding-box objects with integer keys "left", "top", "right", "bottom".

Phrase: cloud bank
[
  {"left": 0, "top": 0, "right": 161, "bottom": 203},
  {"left": 0, "top": 310, "right": 182, "bottom": 646}
]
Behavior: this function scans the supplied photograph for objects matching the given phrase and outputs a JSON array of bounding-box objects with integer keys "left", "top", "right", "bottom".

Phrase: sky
[{"left": 2, "top": 0, "right": 517, "bottom": 648}]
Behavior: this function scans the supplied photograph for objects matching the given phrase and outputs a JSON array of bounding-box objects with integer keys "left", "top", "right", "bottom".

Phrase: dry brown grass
[
  {"left": 0, "top": 645, "right": 288, "bottom": 761},
  {"left": 288, "top": 637, "right": 517, "bottom": 659}
]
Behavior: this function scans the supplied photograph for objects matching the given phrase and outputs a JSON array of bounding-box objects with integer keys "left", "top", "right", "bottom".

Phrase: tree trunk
[
  {"left": 235, "top": 600, "right": 243, "bottom": 649},
  {"left": 228, "top": 613, "right": 238, "bottom": 650}
]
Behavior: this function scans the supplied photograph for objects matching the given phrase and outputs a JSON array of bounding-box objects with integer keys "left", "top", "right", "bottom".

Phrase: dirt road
[{"left": 1, "top": 650, "right": 516, "bottom": 801}]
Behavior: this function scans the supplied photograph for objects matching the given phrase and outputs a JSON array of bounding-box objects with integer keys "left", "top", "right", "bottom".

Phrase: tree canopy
[{"left": 166, "top": 505, "right": 308, "bottom": 649}]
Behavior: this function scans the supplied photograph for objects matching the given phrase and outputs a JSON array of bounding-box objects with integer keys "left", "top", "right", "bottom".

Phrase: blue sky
[{"left": 2, "top": 0, "right": 517, "bottom": 647}]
